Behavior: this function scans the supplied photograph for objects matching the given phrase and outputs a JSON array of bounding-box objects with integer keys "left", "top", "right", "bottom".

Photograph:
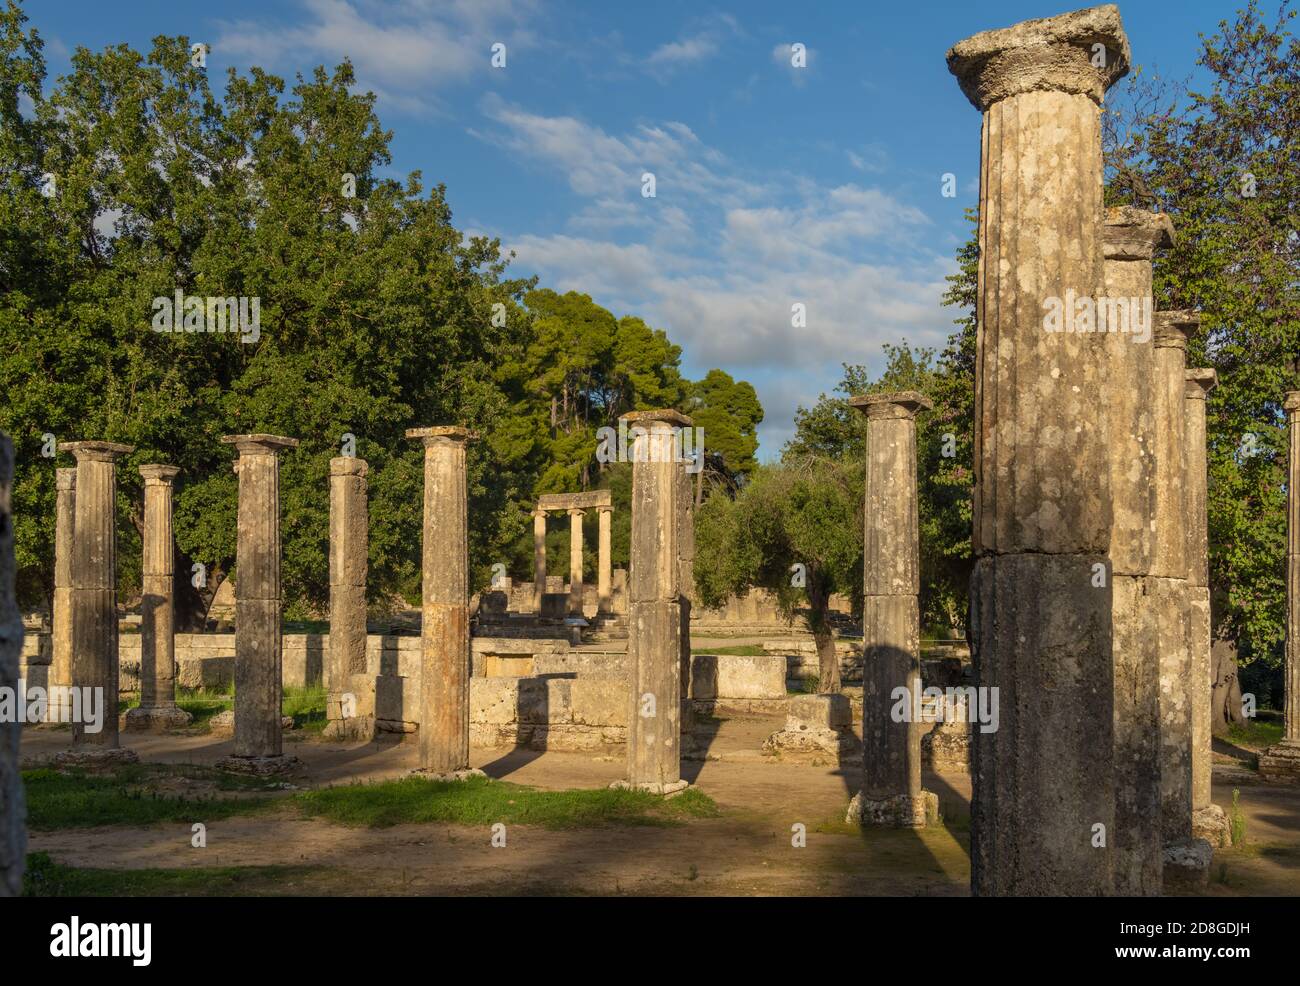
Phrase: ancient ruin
[
  {"left": 326, "top": 456, "right": 369, "bottom": 740},
  {"left": 0, "top": 434, "right": 23, "bottom": 897},
  {"left": 1260, "top": 392, "right": 1300, "bottom": 781},
  {"left": 533, "top": 490, "right": 614, "bottom": 621}
]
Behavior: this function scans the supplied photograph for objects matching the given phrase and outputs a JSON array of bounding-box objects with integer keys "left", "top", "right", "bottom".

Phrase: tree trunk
[
  {"left": 806, "top": 583, "right": 840, "bottom": 694},
  {"left": 1210, "top": 636, "right": 1245, "bottom": 736}
]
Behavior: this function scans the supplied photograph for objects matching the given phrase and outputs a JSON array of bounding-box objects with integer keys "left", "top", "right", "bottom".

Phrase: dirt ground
[{"left": 19, "top": 713, "right": 1300, "bottom": 896}]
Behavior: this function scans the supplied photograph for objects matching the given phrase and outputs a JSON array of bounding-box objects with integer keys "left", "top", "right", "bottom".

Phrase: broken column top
[
  {"left": 1184, "top": 369, "right": 1218, "bottom": 400},
  {"left": 56, "top": 467, "right": 77, "bottom": 490},
  {"left": 330, "top": 456, "right": 368, "bottom": 477},
  {"left": 946, "top": 4, "right": 1130, "bottom": 111},
  {"left": 1104, "top": 206, "right": 1175, "bottom": 260},
  {"left": 1154, "top": 310, "right": 1200, "bottom": 349},
  {"left": 138, "top": 464, "right": 180, "bottom": 483},
  {"left": 220, "top": 434, "right": 299, "bottom": 455},
  {"left": 1285, "top": 391, "right": 1300, "bottom": 414},
  {"left": 405, "top": 426, "right": 474, "bottom": 444},
  {"left": 62, "top": 440, "right": 134, "bottom": 461},
  {"left": 620, "top": 409, "right": 693, "bottom": 428},
  {"left": 849, "top": 391, "right": 934, "bottom": 420}
]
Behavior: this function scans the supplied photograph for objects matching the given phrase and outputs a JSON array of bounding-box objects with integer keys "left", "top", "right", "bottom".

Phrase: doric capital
[
  {"left": 567, "top": 507, "right": 585, "bottom": 518},
  {"left": 1284, "top": 391, "right": 1300, "bottom": 415},
  {"left": 947, "top": 4, "right": 1130, "bottom": 111},
  {"left": 1103, "top": 206, "right": 1175, "bottom": 260},
  {"left": 220, "top": 434, "right": 299, "bottom": 456},
  {"left": 56, "top": 467, "right": 77, "bottom": 491},
  {"left": 138, "top": 464, "right": 181, "bottom": 485},
  {"left": 330, "top": 456, "right": 368, "bottom": 478},
  {"left": 620, "top": 409, "right": 693, "bottom": 430},
  {"left": 62, "top": 440, "right": 134, "bottom": 462},
  {"left": 405, "top": 426, "right": 474, "bottom": 447},
  {"left": 1184, "top": 369, "right": 1218, "bottom": 400},
  {"left": 849, "top": 391, "right": 934, "bottom": 421},
  {"left": 1153, "top": 310, "right": 1200, "bottom": 350}
]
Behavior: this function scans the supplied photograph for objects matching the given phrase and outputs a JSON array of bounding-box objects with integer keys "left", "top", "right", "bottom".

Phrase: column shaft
[
  {"left": 1184, "top": 371, "right": 1217, "bottom": 810},
  {"left": 328, "top": 457, "right": 368, "bottom": 732},
  {"left": 50, "top": 468, "right": 75, "bottom": 718},
  {"left": 568, "top": 509, "right": 585, "bottom": 617},
  {"left": 533, "top": 510, "right": 547, "bottom": 614},
  {"left": 597, "top": 507, "right": 612, "bottom": 615},
  {"left": 0, "top": 434, "right": 26, "bottom": 896}
]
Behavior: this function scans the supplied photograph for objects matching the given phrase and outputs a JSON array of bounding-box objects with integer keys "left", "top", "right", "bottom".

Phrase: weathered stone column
[
  {"left": 533, "top": 509, "right": 547, "bottom": 614},
  {"left": 325, "top": 456, "right": 368, "bottom": 740},
  {"left": 0, "top": 434, "right": 27, "bottom": 896},
  {"left": 619, "top": 410, "right": 689, "bottom": 794},
  {"left": 597, "top": 506, "right": 613, "bottom": 615},
  {"left": 1185, "top": 370, "right": 1230, "bottom": 844},
  {"left": 49, "top": 467, "right": 76, "bottom": 722},
  {"left": 1260, "top": 392, "right": 1300, "bottom": 781},
  {"left": 63, "top": 440, "right": 134, "bottom": 755},
  {"left": 217, "top": 435, "right": 299, "bottom": 773},
  {"left": 406, "top": 427, "right": 479, "bottom": 778},
  {"left": 125, "top": 465, "right": 191, "bottom": 731},
  {"left": 568, "top": 508, "right": 585, "bottom": 618},
  {"left": 1102, "top": 206, "right": 1172, "bottom": 894},
  {"left": 948, "top": 5, "right": 1129, "bottom": 895},
  {"left": 847, "top": 392, "right": 937, "bottom": 827}
]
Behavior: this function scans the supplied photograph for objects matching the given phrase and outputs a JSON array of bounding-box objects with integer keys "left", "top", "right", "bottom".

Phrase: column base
[
  {"left": 1258, "top": 739, "right": 1300, "bottom": 783},
  {"left": 846, "top": 790, "right": 939, "bottom": 828},
  {"left": 610, "top": 778, "right": 690, "bottom": 796},
  {"left": 411, "top": 767, "right": 486, "bottom": 782},
  {"left": 215, "top": 754, "right": 304, "bottom": 776},
  {"left": 124, "top": 705, "right": 193, "bottom": 732},
  {"left": 1192, "top": 803, "right": 1232, "bottom": 848},
  {"left": 51, "top": 747, "right": 140, "bottom": 769},
  {"left": 1162, "top": 837, "right": 1213, "bottom": 893},
  {"left": 209, "top": 710, "right": 294, "bottom": 733},
  {"left": 762, "top": 694, "right": 858, "bottom": 757}
]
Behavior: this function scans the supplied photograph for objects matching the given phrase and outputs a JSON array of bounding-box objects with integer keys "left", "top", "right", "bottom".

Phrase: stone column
[
  {"left": 568, "top": 508, "right": 585, "bottom": 618},
  {"left": 1260, "top": 392, "right": 1300, "bottom": 781},
  {"left": 217, "top": 435, "right": 299, "bottom": 773},
  {"left": 533, "top": 509, "right": 547, "bottom": 614},
  {"left": 49, "top": 468, "right": 76, "bottom": 722},
  {"left": 325, "top": 456, "right": 368, "bottom": 740},
  {"left": 63, "top": 440, "right": 134, "bottom": 755},
  {"left": 619, "top": 409, "right": 690, "bottom": 794},
  {"left": 1186, "top": 370, "right": 1231, "bottom": 842},
  {"left": 0, "top": 434, "right": 27, "bottom": 896},
  {"left": 948, "top": 6, "right": 1129, "bottom": 895},
  {"left": 597, "top": 506, "right": 613, "bottom": 615},
  {"left": 1102, "top": 206, "right": 1172, "bottom": 894},
  {"left": 125, "top": 465, "right": 191, "bottom": 731},
  {"left": 847, "top": 392, "right": 937, "bottom": 827},
  {"left": 406, "top": 427, "right": 479, "bottom": 778}
]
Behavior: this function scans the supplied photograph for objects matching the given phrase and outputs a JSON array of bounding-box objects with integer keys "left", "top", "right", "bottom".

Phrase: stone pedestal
[
  {"left": 848, "top": 391, "right": 934, "bottom": 827},
  {"left": 597, "top": 506, "right": 612, "bottom": 615},
  {"left": 407, "top": 427, "right": 475, "bottom": 776},
  {"left": 764, "top": 693, "right": 857, "bottom": 756},
  {"left": 49, "top": 467, "right": 76, "bottom": 722},
  {"left": 533, "top": 509, "right": 547, "bottom": 614},
  {"left": 125, "top": 465, "right": 191, "bottom": 732},
  {"left": 947, "top": 5, "right": 1130, "bottom": 895},
  {"left": 216, "top": 434, "right": 300, "bottom": 774},
  {"left": 325, "top": 456, "right": 370, "bottom": 741},
  {"left": 63, "top": 440, "right": 135, "bottom": 754},
  {"left": 621, "top": 410, "right": 690, "bottom": 794},
  {"left": 0, "top": 434, "right": 26, "bottom": 896},
  {"left": 1260, "top": 392, "right": 1300, "bottom": 783},
  {"left": 568, "top": 508, "right": 585, "bottom": 618}
]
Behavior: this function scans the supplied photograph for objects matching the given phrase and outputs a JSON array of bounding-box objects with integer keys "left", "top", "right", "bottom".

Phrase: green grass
[
  {"left": 1226, "top": 719, "right": 1284, "bottom": 750},
  {"left": 22, "top": 852, "right": 319, "bottom": 897},
  {"left": 296, "top": 774, "right": 719, "bottom": 829},
  {"left": 115, "top": 683, "right": 324, "bottom": 731},
  {"left": 690, "top": 645, "right": 767, "bottom": 656},
  {"left": 22, "top": 765, "right": 277, "bottom": 830},
  {"left": 282, "top": 683, "right": 327, "bottom": 733}
]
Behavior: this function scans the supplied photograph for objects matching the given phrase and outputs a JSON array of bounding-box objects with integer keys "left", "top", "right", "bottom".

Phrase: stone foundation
[
  {"left": 845, "top": 790, "right": 939, "bottom": 828},
  {"left": 1258, "top": 740, "right": 1300, "bottom": 782},
  {"left": 123, "top": 706, "right": 192, "bottom": 732},
  {"left": 763, "top": 694, "right": 856, "bottom": 756}
]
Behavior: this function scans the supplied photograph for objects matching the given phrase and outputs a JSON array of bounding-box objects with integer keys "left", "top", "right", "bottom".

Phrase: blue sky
[{"left": 26, "top": 0, "right": 1236, "bottom": 456}]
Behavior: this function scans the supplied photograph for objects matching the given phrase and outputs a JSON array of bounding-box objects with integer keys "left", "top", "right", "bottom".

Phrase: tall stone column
[
  {"left": 848, "top": 392, "right": 937, "bottom": 827},
  {"left": 50, "top": 467, "right": 76, "bottom": 722},
  {"left": 125, "top": 465, "right": 191, "bottom": 731},
  {"left": 1186, "top": 370, "right": 1231, "bottom": 842},
  {"left": 0, "top": 434, "right": 27, "bottom": 896},
  {"left": 1102, "top": 206, "right": 1172, "bottom": 894},
  {"left": 1260, "top": 392, "right": 1300, "bottom": 781},
  {"left": 619, "top": 410, "right": 689, "bottom": 794},
  {"left": 533, "top": 509, "right": 547, "bottom": 614},
  {"left": 597, "top": 506, "right": 613, "bottom": 615},
  {"left": 568, "top": 508, "right": 585, "bottom": 618},
  {"left": 63, "top": 440, "right": 134, "bottom": 755},
  {"left": 217, "top": 435, "right": 299, "bottom": 773},
  {"left": 406, "top": 427, "right": 479, "bottom": 778},
  {"left": 325, "top": 456, "right": 368, "bottom": 740},
  {"left": 948, "top": 6, "right": 1129, "bottom": 895}
]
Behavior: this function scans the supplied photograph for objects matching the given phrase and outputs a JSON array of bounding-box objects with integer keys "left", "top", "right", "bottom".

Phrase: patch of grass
[
  {"left": 22, "top": 852, "right": 319, "bottom": 897},
  {"left": 282, "top": 683, "right": 327, "bottom": 733},
  {"left": 1226, "top": 719, "right": 1284, "bottom": 750},
  {"left": 691, "top": 645, "right": 767, "bottom": 656},
  {"left": 22, "top": 765, "right": 276, "bottom": 830},
  {"left": 295, "top": 775, "right": 719, "bottom": 829},
  {"left": 180, "top": 688, "right": 234, "bottom": 727}
]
